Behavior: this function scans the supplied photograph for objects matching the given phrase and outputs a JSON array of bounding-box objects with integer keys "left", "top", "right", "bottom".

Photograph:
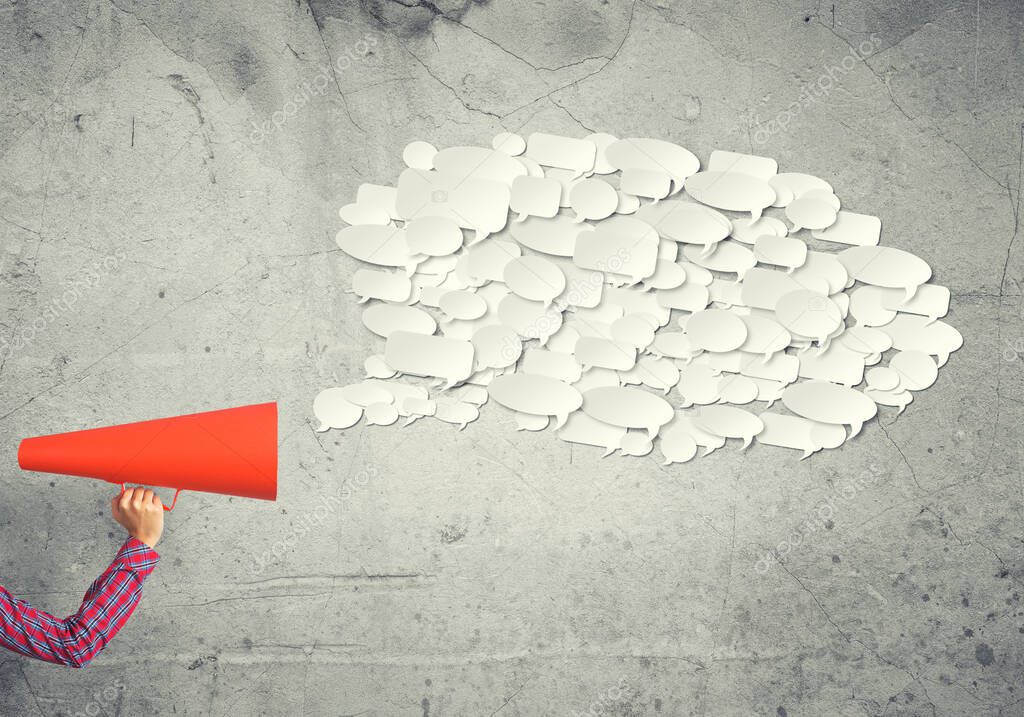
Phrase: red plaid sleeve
[{"left": 0, "top": 537, "right": 159, "bottom": 667}]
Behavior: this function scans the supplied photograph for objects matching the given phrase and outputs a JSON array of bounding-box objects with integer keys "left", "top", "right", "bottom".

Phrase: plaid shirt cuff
[{"left": 115, "top": 537, "right": 160, "bottom": 579}]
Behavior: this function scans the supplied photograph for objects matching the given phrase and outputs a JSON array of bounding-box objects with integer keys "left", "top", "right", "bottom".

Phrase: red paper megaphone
[{"left": 17, "top": 403, "right": 277, "bottom": 511}]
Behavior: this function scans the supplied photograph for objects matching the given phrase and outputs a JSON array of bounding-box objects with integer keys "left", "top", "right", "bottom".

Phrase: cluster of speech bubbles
[{"left": 315, "top": 131, "right": 962, "bottom": 463}]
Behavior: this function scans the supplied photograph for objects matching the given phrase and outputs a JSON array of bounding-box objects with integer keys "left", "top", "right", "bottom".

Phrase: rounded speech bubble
[
  {"left": 503, "top": 255, "right": 566, "bottom": 306},
  {"left": 693, "top": 405, "right": 764, "bottom": 449},
  {"left": 782, "top": 380, "right": 878, "bottom": 437},
  {"left": 582, "top": 386, "right": 675, "bottom": 438},
  {"left": 658, "top": 422, "right": 699, "bottom": 465},
  {"left": 684, "top": 171, "right": 776, "bottom": 220},
  {"left": 405, "top": 215, "right": 464, "bottom": 257},
  {"left": 889, "top": 350, "right": 939, "bottom": 391},
  {"left": 569, "top": 178, "right": 618, "bottom": 222},
  {"left": 686, "top": 309, "right": 748, "bottom": 353},
  {"left": 488, "top": 373, "right": 583, "bottom": 429},
  {"left": 604, "top": 138, "right": 700, "bottom": 194},
  {"left": 471, "top": 324, "right": 522, "bottom": 370},
  {"left": 774, "top": 290, "right": 843, "bottom": 345},
  {"left": 365, "top": 402, "right": 399, "bottom": 426},
  {"left": 439, "top": 290, "right": 488, "bottom": 321},
  {"left": 362, "top": 304, "right": 436, "bottom": 338},
  {"left": 838, "top": 246, "right": 932, "bottom": 301},
  {"left": 313, "top": 387, "right": 363, "bottom": 432}
]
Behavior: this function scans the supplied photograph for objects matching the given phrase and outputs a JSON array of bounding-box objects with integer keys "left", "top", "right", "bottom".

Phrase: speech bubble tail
[
  {"left": 700, "top": 242, "right": 715, "bottom": 257},
  {"left": 740, "top": 436, "right": 753, "bottom": 450},
  {"left": 848, "top": 420, "right": 863, "bottom": 439},
  {"left": 701, "top": 446, "right": 717, "bottom": 457},
  {"left": 458, "top": 422, "right": 468, "bottom": 431},
  {"left": 936, "top": 352, "right": 949, "bottom": 367},
  {"left": 572, "top": 213, "right": 584, "bottom": 223},
  {"left": 662, "top": 458, "right": 673, "bottom": 466},
  {"left": 897, "top": 401, "right": 908, "bottom": 415},
  {"left": 600, "top": 447, "right": 616, "bottom": 458},
  {"left": 679, "top": 400, "right": 693, "bottom": 409},
  {"left": 750, "top": 207, "right": 763, "bottom": 221},
  {"left": 765, "top": 398, "right": 776, "bottom": 407},
  {"left": 924, "top": 314, "right": 939, "bottom": 325},
  {"left": 800, "top": 447, "right": 813, "bottom": 460},
  {"left": 513, "top": 213, "right": 527, "bottom": 223},
  {"left": 902, "top": 284, "right": 919, "bottom": 302},
  {"left": 315, "top": 422, "right": 331, "bottom": 433},
  {"left": 553, "top": 413, "right": 568, "bottom": 430},
  {"left": 356, "top": 294, "right": 370, "bottom": 304},
  {"left": 403, "top": 416, "right": 419, "bottom": 427},
  {"left": 669, "top": 177, "right": 684, "bottom": 196}
]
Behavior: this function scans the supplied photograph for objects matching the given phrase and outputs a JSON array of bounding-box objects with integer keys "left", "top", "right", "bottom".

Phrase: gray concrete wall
[{"left": 0, "top": 0, "right": 1022, "bottom": 714}]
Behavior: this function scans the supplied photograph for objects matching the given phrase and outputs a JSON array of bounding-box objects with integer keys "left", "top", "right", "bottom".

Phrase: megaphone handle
[{"left": 119, "top": 484, "right": 183, "bottom": 512}]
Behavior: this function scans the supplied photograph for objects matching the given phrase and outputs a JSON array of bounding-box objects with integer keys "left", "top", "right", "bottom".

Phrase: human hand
[{"left": 111, "top": 487, "right": 165, "bottom": 549}]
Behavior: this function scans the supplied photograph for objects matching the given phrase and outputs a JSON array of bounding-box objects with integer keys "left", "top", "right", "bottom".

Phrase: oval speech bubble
[
  {"left": 684, "top": 171, "right": 776, "bottom": 220},
  {"left": 313, "top": 387, "right": 363, "bottom": 432},
  {"left": 488, "top": 373, "right": 583, "bottom": 429},
  {"left": 782, "top": 380, "right": 878, "bottom": 437},
  {"left": 503, "top": 255, "right": 566, "bottom": 306},
  {"left": 838, "top": 246, "right": 932, "bottom": 301},
  {"left": 583, "top": 386, "right": 675, "bottom": 438}
]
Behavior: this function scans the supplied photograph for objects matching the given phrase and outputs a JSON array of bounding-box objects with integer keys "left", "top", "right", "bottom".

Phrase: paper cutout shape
[{"left": 321, "top": 130, "right": 962, "bottom": 465}]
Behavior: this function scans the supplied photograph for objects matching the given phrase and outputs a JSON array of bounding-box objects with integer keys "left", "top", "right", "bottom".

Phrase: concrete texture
[{"left": 0, "top": 0, "right": 1022, "bottom": 714}]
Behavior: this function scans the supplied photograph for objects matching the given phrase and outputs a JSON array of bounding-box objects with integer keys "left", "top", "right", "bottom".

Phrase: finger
[
  {"left": 152, "top": 494, "right": 164, "bottom": 510},
  {"left": 119, "top": 488, "right": 134, "bottom": 512},
  {"left": 131, "top": 489, "right": 144, "bottom": 510}
]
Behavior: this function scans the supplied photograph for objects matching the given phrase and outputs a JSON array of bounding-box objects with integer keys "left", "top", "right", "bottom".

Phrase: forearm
[{"left": 0, "top": 537, "right": 159, "bottom": 667}]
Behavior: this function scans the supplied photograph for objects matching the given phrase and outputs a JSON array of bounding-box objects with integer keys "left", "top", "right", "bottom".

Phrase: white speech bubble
[
  {"left": 384, "top": 331, "right": 474, "bottom": 388},
  {"left": 812, "top": 210, "right": 881, "bottom": 247},
  {"left": 503, "top": 255, "right": 566, "bottom": 306},
  {"left": 617, "top": 432, "right": 653, "bottom": 456},
  {"left": 521, "top": 349, "right": 582, "bottom": 383},
  {"left": 515, "top": 412, "right": 550, "bottom": 431},
  {"left": 341, "top": 381, "right": 395, "bottom": 408},
  {"left": 878, "top": 316, "right": 963, "bottom": 366},
  {"left": 650, "top": 331, "right": 700, "bottom": 361},
  {"left": 400, "top": 397, "right": 437, "bottom": 425},
  {"left": 790, "top": 251, "right": 849, "bottom": 295},
  {"left": 313, "top": 387, "right": 363, "bottom": 431},
  {"left": 708, "top": 149, "right": 778, "bottom": 181},
  {"left": 889, "top": 350, "right": 938, "bottom": 390},
  {"left": 510, "top": 175, "right": 561, "bottom": 222},
  {"left": 656, "top": 283, "right": 710, "bottom": 312},
  {"left": 572, "top": 216, "right": 659, "bottom": 284},
  {"left": 729, "top": 216, "right": 789, "bottom": 245},
  {"left": 782, "top": 380, "right": 878, "bottom": 437},
  {"left": 605, "top": 138, "right": 700, "bottom": 194},
  {"left": 619, "top": 355, "right": 680, "bottom": 394},
  {"left": 584, "top": 132, "right": 619, "bottom": 174},
  {"left": 574, "top": 336, "right": 637, "bottom": 371},
  {"left": 509, "top": 215, "right": 580, "bottom": 258},
  {"left": 737, "top": 313, "right": 791, "bottom": 361},
  {"left": 785, "top": 194, "right": 838, "bottom": 232},
  {"left": 864, "top": 387, "right": 914, "bottom": 413},
  {"left": 351, "top": 269, "right": 413, "bottom": 304},
  {"left": 466, "top": 239, "right": 521, "bottom": 282},
  {"left": 774, "top": 290, "right": 843, "bottom": 345},
  {"left": 757, "top": 413, "right": 845, "bottom": 458},
  {"left": 557, "top": 411, "right": 626, "bottom": 457},
  {"left": 638, "top": 200, "right": 730, "bottom": 252},
  {"left": 767, "top": 173, "right": 833, "bottom": 207},
  {"left": 395, "top": 168, "right": 510, "bottom": 244},
  {"left": 364, "top": 354, "right": 397, "bottom": 379},
  {"left": 582, "top": 386, "right": 675, "bottom": 438},
  {"left": 365, "top": 402, "right": 399, "bottom": 426},
  {"left": 356, "top": 183, "right": 399, "bottom": 219},
  {"left": 362, "top": 304, "right": 436, "bottom": 338},
  {"left": 685, "top": 309, "right": 748, "bottom": 353},
  {"left": 405, "top": 215, "right": 464, "bottom": 257},
  {"left": 667, "top": 414, "right": 727, "bottom": 456},
  {"left": 657, "top": 421, "right": 699, "bottom": 464},
  {"left": 865, "top": 367, "right": 900, "bottom": 391},
  {"left": 683, "top": 240, "right": 757, "bottom": 277},
  {"left": 497, "top": 294, "right": 563, "bottom": 344},
  {"left": 524, "top": 132, "right": 596, "bottom": 177},
  {"left": 434, "top": 399, "right": 481, "bottom": 430},
  {"left": 797, "top": 343, "right": 866, "bottom": 387},
  {"left": 693, "top": 405, "right": 764, "bottom": 449},
  {"left": 619, "top": 167, "right": 672, "bottom": 202},
  {"left": 336, "top": 224, "right": 415, "bottom": 271},
  {"left": 684, "top": 170, "right": 776, "bottom": 220},
  {"left": 747, "top": 377, "right": 786, "bottom": 406},
  {"left": 716, "top": 374, "right": 758, "bottom": 405},
  {"left": 439, "top": 290, "right": 488, "bottom": 321},
  {"left": 740, "top": 268, "right": 807, "bottom": 311},
  {"left": 569, "top": 178, "right": 619, "bottom": 222},
  {"left": 849, "top": 285, "right": 898, "bottom": 327},
  {"left": 403, "top": 140, "right": 437, "bottom": 170},
  {"left": 706, "top": 279, "right": 744, "bottom": 309},
  {"left": 697, "top": 350, "right": 800, "bottom": 384},
  {"left": 642, "top": 260, "right": 686, "bottom": 291},
  {"left": 754, "top": 234, "right": 807, "bottom": 271},
  {"left": 432, "top": 146, "right": 527, "bottom": 186},
  {"left": 677, "top": 364, "right": 721, "bottom": 407},
  {"left": 838, "top": 246, "right": 932, "bottom": 301},
  {"left": 362, "top": 380, "right": 429, "bottom": 414},
  {"left": 339, "top": 203, "right": 391, "bottom": 226},
  {"left": 492, "top": 131, "right": 526, "bottom": 156},
  {"left": 610, "top": 315, "right": 656, "bottom": 350},
  {"left": 470, "top": 324, "right": 522, "bottom": 370},
  {"left": 488, "top": 373, "right": 583, "bottom": 429},
  {"left": 879, "top": 284, "right": 950, "bottom": 322},
  {"left": 836, "top": 325, "right": 893, "bottom": 359}
]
